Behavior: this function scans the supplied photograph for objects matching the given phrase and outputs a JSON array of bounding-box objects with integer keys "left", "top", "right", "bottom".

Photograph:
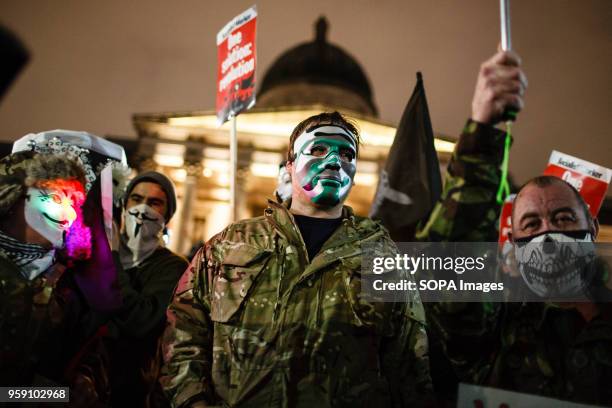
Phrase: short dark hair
[
  {"left": 515, "top": 175, "right": 592, "bottom": 221},
  {"left": 286, "top": 111, "right": 360, "bottom": 162}
]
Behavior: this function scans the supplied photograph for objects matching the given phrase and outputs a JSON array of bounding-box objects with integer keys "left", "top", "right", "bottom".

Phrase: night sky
[{"left": 0, "top": 0, "right": 610, "bottom": 193}]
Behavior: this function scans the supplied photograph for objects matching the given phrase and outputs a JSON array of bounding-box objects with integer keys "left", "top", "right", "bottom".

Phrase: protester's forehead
[
  {"left": 36, "top": 178, "right": 85, "bottom": 196},
  {"left": 31, "top": 185, "right": 67, "bottom": 197},
  {"left": 513, "top": 182, "right": 583, "bottom": 220},
  {"left": 311, "top": 135, "right": 355, "bottom": 147},
  {"left": 36, "top": 185, "right": 76, "bottom": 197},
  {"left": 130, "top": 181, "right": 167, "bottom": 201},
  {"left": 294, "top": 124, "right": 357, "bottom": 153}
]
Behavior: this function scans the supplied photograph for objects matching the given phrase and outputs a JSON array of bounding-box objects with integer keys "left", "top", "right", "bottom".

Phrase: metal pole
[
  {"left": 499, "top": 0, "right": 516, "bottom": 123},
  {"left": 230, "top": 114, "right": 238, "bottom": 222},
  {"left": 500, "top": 0, "right": 512, "bottom": 51},
  {"left": 497, "top": 0, "right": 514, "bottom": 204}
]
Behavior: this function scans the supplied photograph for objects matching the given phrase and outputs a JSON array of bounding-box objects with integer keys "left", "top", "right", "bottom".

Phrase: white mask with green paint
[{"left": 293, "top": 125, "right": 357, "bottom": 207}]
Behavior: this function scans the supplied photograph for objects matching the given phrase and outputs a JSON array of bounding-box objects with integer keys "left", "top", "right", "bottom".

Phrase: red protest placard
[
  {"left": 216, "top": 6, "right": 257, "bottom": 125},
  {"left": 498, "top": 194, "right": 515, "bottom": 245},
  {"left": 543, "top": 151, "right": 611, "bottom": 217}
]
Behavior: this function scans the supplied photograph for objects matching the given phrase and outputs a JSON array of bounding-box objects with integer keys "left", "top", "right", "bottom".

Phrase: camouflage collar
[
  {"left": 272, "top": 198, "right": 355, "bottom": 217},
  {"left": 264, "top": 199, "right": 358, "bottom": 251}
]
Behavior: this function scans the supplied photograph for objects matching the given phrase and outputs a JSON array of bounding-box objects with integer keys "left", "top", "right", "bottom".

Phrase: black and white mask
[
  {"left": 119, "top": 203, "right": 165, "bottom": 268},
  {"left": 513, "top": 230, "right": 596, "bottom": 298}
]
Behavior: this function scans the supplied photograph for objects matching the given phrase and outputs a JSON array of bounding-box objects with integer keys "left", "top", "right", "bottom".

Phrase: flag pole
[
  {"left": 230, "top": 113, "right": 238, "bottom": 222},
  {"left": 499, "top": 0, "right": 515, "bottom": 123},
  {"left": 500, "top": 0, "right": 511, "bottom": 52},
  {"left": 496, "top": 0, "right": 514, "bottom": 204}
]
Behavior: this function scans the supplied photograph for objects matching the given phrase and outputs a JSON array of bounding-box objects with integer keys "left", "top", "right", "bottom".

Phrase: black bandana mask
[{"left": 513, "top": 230, "right": 596, "bottom": 298}]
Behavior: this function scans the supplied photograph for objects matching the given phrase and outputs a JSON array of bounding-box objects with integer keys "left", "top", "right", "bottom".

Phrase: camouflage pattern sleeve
[
  {"left": 381, "top": 298, "right": 433, "bottom": 406},
  {"left": 375, "top": 234, "right": 433, "bottom": 406},
  {"left": 415, "top": 120, "right": 509, "bottom": 392},
  {"left": 416, "top": 119, "right": 508, "bottom": 243},
  {"left": 159, "top": 238, "right": 219, "bottom": 408}
]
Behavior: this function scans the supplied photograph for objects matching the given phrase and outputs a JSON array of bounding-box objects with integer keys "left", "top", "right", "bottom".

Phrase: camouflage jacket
[
  {"left": 161, "top": 200, "right": 431, "bottom": 408},
  {"left": 417, "top": 120, "right": 612, "bottom": 405},
  {"left": 0, "top": 254, "right": 85, "bottom": 386}
]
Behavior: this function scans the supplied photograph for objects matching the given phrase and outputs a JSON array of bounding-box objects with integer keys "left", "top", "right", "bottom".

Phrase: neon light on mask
[
  {"left": 24, "top": 182, "right": 82, "bottom": 249},
  {"left": 293, "top": 125, "right": 357, "bottom": 206}
]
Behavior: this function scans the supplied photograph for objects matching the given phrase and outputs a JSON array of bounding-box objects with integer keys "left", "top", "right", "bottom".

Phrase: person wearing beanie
[
  {"left": 118, "top": 171, "right": 177, "bottom": 268},
  {"left": 124, "top": 171, "right": 177, "bottom": 222},
  {"left": 101, "top": 170, "right": 187, "bottom": 407}
]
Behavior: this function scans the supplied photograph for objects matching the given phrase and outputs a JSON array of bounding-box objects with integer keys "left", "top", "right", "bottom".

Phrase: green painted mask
[{"left": 293, "top": 125, "right": 357, "bottom": 206}]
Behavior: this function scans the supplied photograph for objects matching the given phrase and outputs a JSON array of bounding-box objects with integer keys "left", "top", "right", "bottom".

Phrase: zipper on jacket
[{"left": 271, "top": 238, "right": 286, "bottom": 328}]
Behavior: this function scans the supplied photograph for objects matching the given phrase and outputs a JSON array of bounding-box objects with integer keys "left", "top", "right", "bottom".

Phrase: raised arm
[
  {"left": 414, "top": 50, "right": 527, "bottom": 394},
  {"left": 417, "top": 50, "right": 527, "bottom": 243}
]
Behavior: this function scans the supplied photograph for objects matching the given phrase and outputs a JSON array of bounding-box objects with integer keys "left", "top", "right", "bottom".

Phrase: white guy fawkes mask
[
  {"left": 119, "top": 203, "right": 165, "bottom": 268},
  {"left": 292, "top": 125, "right": 357, "bottom": 207},
  {"left": 276, "top": 164, "right": 292, "bottom": 202},
  {"left": 24, "top": 186, "right": 78, "bottom": 248}
]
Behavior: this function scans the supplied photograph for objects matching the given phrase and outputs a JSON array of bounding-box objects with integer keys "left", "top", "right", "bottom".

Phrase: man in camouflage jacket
[
  {"left": 417, "top": 50, "right": 612, "bottom": 406},
  {"left": 161, "top": 112, "right": 432, "bottom": 408}
]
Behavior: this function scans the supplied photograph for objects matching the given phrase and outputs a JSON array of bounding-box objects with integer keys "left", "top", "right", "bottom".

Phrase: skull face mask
[
  {"left": 119, "top": 203, "right": 165, "bottom": 268},
  {"left": 513, "top": 230, "right": 596, "bottom": 298},
  {"left": 293, "top": 125, "right": 357, "bottom": 207},
  {"left": 24, "top": 186, "right": 79, "bottom": 248}
]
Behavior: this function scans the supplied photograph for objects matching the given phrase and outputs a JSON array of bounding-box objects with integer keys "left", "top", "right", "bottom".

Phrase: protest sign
[
  {"left": 498, "top": 194, "right": 516, "bottom": 245},
  {"left": 216, "top": 5, "right": 257, "bottom": 125},
  {"left": 543, "top": 151, "right": 611, "bottom": 216}
]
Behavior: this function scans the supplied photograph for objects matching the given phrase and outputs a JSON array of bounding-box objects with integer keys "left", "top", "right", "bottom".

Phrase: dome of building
[{"left": 257, "top": 17, "right": 378, "bottom": 117}]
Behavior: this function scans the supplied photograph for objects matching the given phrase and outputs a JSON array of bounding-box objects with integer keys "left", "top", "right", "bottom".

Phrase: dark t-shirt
[{"left": 293, "top": 214, "right": 343, "bottom": 261}]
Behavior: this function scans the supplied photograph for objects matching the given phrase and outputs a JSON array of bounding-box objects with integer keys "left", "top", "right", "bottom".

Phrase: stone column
[
  {"left": 170, "top": 139, "right": 203, "bottom": 255},
  {"left": 172, "top": 164, "right": 200, "bottom": 255}
]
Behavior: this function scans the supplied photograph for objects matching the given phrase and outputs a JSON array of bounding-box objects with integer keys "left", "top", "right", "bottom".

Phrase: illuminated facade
[{"left": 130, "top": 18, "right": 455, "bottom": 254}]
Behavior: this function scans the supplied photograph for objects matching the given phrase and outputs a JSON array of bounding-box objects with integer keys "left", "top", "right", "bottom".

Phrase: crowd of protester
[{"left": 0, "top": 40, "right": 610, "bottom": 408}]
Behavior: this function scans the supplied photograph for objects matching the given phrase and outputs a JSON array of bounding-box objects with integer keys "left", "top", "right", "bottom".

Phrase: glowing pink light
[{"left": 37, "top": 178, "right": 92, "bottom": 260}]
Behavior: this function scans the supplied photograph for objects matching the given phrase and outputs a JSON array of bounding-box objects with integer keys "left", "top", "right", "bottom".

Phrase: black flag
[
  {"left": 0, "top": 25, "right": 29, "bottom": 103},
  {"left": 369, "top": 72, "right": 442, "bottom": 241}
]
